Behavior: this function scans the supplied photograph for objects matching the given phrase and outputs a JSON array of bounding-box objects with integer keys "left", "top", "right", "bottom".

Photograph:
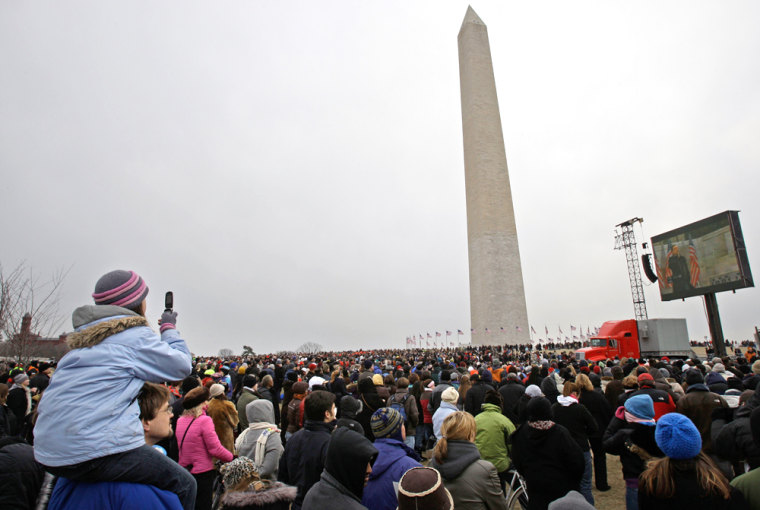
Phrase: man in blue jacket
[
  {"left": 33, "top": 270, "right": 195, "bottom": 509},
  {"left": 362, "top": 407, "right": 422, "bottom": 510}
]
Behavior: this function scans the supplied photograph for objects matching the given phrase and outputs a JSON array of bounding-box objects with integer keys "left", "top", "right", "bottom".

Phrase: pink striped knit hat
[{"left": 92, "top": 270, "right": 149, "bottom": 309}]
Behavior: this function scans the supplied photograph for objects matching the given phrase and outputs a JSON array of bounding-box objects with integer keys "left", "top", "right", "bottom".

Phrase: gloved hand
[{"left": 159, "top": 310, "right": 178, "bottom": 333}]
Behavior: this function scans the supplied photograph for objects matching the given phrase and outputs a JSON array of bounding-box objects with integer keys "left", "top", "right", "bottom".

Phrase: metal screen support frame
[{"left": 615, "top": 218, "right": 648, "bottom": 321}]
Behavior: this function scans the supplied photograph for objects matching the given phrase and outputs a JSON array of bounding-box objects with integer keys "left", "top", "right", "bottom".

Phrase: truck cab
[{"left": 575, "top": 319, "right": 640, "bottom": 362}]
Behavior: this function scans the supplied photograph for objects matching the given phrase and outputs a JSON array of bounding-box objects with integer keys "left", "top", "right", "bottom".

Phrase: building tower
[{"left": 458, "top": 6, "right": 529, "bottom": 345}]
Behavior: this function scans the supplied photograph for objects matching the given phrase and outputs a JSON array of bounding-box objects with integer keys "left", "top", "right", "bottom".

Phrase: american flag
[
  {"left": 516, "top": 326, "right": 522, "bottom": 332},
  {"left": 558, "top": 326, "right": 563, "bottom": 335},
  {"left": 485, "top": 328, "right": 490, "bottom": 334},
  {"left": 427, "top": 333, "right": 432, "bottom": 338},
  {"left": 500, "top": 327, "right": 505, "bottom": 332},
  {"left": 531, "top": 325, "right": 536, "bottom": 334},
  {"left": 689, "top": 237, "right": 700, "bottom": 287},
  {"left": 458, "top": 330, "right": 464, "bottom": 335},
  {"left": 545, "top": 326, "right": 549, "bottom": 334},
  {"left": 570, "top": 325, "right": 577, "bottom": 331},
  {"left": 435, "top": 332, "right": 441, "bottom": 337},
  {"left": 446, "top": 330, "right": 452, "bottom": 336}
]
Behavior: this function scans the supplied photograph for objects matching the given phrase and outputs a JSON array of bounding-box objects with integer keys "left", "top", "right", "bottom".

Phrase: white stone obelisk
[{"left": 458, "top": 6, "right": 529, "bottom": 346}]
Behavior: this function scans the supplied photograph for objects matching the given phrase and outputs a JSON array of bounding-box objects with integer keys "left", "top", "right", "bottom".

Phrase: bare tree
[
  {"left": 241, "top": 345, "right": 254, "bottom": 357},
  {"left": 218, "top": 348, "right": 234, "bottom": 358},
  {"left": 297, "top": 342, "right": 323, "bottom": 354},
  {"left": 0, "top": 262, "right": 70, "bottom": 363}
]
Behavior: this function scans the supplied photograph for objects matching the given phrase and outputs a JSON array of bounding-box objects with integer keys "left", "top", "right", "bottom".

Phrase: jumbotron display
[{"left": 651, "top": 211, "right": 753, "bottom": 301}]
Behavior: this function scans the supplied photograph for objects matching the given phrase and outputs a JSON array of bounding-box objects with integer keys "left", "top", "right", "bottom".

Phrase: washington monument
[{"left": 459, "top": 7, "right": 530, "bottom": 345}]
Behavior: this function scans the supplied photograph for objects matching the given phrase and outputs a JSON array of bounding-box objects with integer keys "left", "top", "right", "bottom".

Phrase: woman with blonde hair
[
  {"left": 429, "top": 411, "right": 506, "bottom": 510},
  {"left": 457, "top": 374, "right": 472, "bottom": 410}
]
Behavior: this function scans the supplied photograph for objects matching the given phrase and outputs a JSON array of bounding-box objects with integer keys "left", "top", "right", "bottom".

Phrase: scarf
[
  {"left": 235, "top": 422, "right": 280, "bottom": 466},
  {"left": 624, "top": 410, "right": 655, "bottom": 426},
  {"left": 528, "top": 420, "right": 555, "bottom": 430}
]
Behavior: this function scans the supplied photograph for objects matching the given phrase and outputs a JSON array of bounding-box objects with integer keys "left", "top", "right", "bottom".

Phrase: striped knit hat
[
  {"left": 370, "top": 407, "right": 403, "bottom": 439},
  {"left": 92, "top": 270, "right": 149, "bottom": 309}
]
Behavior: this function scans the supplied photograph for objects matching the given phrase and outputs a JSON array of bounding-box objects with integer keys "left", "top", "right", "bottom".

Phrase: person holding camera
[{"left": 34, "top": 270, "right": 196, "bottom": 509}]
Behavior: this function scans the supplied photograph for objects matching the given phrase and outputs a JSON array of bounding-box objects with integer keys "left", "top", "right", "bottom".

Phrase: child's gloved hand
[{"left": 159, "top": 310, "right": 178, "bottom": 332}]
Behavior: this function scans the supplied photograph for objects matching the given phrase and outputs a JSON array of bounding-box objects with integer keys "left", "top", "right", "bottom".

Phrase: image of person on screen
[{"left": 667, "top": 245, "right": 694, "bottom": 294}]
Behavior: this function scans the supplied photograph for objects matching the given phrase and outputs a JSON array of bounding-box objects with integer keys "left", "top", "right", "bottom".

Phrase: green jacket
[{"left": 474, "top": 403, "right": 516, "bottom": 472}]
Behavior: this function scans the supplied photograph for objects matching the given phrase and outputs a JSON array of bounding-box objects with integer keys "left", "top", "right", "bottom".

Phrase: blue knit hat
[
  {"left": 370, "top": 407, "right": 403, "bottom": 439},
  {"left": 655, "top": 412, "right": 701, "bottom": 460},
  {"left": 624, "top": 394, "right": 655, "bottom": 420}
]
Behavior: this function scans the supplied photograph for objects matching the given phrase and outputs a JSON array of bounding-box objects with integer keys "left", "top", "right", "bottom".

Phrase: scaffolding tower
[{"left": 614, "top": 218, "right": 648, "bottom": 320}]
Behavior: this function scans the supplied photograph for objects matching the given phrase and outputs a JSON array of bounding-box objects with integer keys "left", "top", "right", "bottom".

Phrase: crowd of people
[{"left": 2, "top": 269, "right": 760, "bottom": 509}]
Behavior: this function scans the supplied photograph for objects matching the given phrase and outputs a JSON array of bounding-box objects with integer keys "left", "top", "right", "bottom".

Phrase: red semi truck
[{"left": 575, "top": 318, "right": 697, "bottom": 362}]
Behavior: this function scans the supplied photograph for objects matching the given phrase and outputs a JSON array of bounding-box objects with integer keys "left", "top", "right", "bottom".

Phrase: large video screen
[{"left": 651, "top": 211, "right": 753, "bottom": 301}]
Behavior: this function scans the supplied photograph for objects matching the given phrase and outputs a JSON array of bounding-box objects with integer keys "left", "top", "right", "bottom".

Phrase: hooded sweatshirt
[
  {"left": 236, "top": 399, "right": 283, "bottom": 480},
  {"left": 302, "top": 428, "right": 378, "bottom": 510},
  {"left": 361, "top": 438, "right": 421, "bottom": 510}
]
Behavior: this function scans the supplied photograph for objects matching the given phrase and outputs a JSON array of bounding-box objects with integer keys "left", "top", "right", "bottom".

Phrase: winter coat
[
  {"left": 602, "top": 407, "right": 662, "bottom": 479},
  {"left": 433, "top": 402, "right": 458, "bottom": 440},
  {"left": 464, "top": 381, "right": 495, "bottom": 417},
  {"left": 176, "top": 413, "right": 234, "bottom": 474},
  {"left": 551, "top": 397, "right": 598, "bottom": 451},
  {"left": 714, "top": 386, "right": 760, "bottom": 469},
  {"left": 0, "top": 438, "right": 46, "bottom": 510},
  {"left": 512, "top": 422, "right": 584, "bottom": 510},
  {"left": 0, "top": 405, "right": 17, "bottom": 437},
  {"left": 420, "top": 388, "right": 434, "bottom": 424},
  {"left": 498, "top": 380, "right": 525, "bottom": 424},
  {"left": 48, "top": 478, "right": 183, "bottom": 510},
  {"left": 430, "top": 440, "right": 507, "bottom": 510},
  {"left": 638, "top": 469, "right": 749, "bottom": 510},
  {"left": 287, "top": 396, "right": 306, "bottom": 434},
  {"left": 356, "top": 387, "right": 386, "bottom": 441},
  {"left": 220, "top": 482, "right": 297, "bottom": 510},
  {"left": 677, "top": 383, "right": 727, "bottom": 453},
  {"left": 604, "top": 379, "right": 625, "bottom": 410},
  {"left": 34, "top": 305, "right": 192, "bottom": 467},
  {"left": 475, "top": 403, "right": 516, "bottom": 472},
  {"left": 278, "top": 419, "right": 334, "bottom": 510},
  {"left": 577, "top": 388, "right": 612, "bottom": 440},
  {"left": 361, "top": 438, "right": 421, "bottom": 510},
  {"left": 388, "top": 388, "right": 419, "bottom": 434},
  {"left": 207, "top": 397, "right": 239, "bottom": 454},
  {"left": 237, "top": 387, "right": 260, "bottom": 429},
  {"left": 236, "top": 399, "right": 283, "bottom": 480},
  {"left": 302, "top": 427, "right": 377, "bottom": 510}
]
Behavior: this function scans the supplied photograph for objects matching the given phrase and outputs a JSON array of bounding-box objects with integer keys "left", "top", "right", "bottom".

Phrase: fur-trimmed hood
[
  {"left": 67, "top": 305, "right": 149, "bottom": 349},
  {"left": 221, "top": 482, "right": 297, "bottom": 508}
]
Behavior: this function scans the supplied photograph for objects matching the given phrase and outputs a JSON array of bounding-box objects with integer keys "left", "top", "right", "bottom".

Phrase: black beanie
[
  {"left": 526, "top": 397, "right": 552, "bottom": 421},
  {"left": 685, "top": 369, "right": 705, "bottom": 386},
  {"left": 180, "top": 376, "right": 200, "bottom": 396}
]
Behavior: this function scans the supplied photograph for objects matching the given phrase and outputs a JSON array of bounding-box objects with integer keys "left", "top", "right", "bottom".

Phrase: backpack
[{"left": 390, "top": 393, "right": 409, "bottom": 423}]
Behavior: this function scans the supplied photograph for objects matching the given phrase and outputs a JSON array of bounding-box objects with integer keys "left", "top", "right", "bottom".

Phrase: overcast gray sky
[{"left": 2, "top": 1, "right": 758, "bottom": 355}]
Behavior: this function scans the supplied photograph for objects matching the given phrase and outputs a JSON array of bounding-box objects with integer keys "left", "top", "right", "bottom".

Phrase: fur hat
[
  {"left": 220, "top": 457, "right": 260, "bottom": 490},
  {"left": 209, "top": 383, "right": 225, "bottom": 398},
  {"left": 624, "top": 394, "right": 655, "bottom": 420},
  {"left": 397, "top": 467, "right": 453, "bottom": 510},
  {"left": 182, "top": 386, "right": 210, "bottom": 409},
  {"left": 92, "top": 270, "right": 149, "bottom": 309},
  {"left": 370, "top": 407, "right": 403, "bottom": 439},
  {"left": 441, "top": 387, "right": 459, "bottom": 404},
  {"left": 655, "top": 412, "right": 702, "bottom": 459}
]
